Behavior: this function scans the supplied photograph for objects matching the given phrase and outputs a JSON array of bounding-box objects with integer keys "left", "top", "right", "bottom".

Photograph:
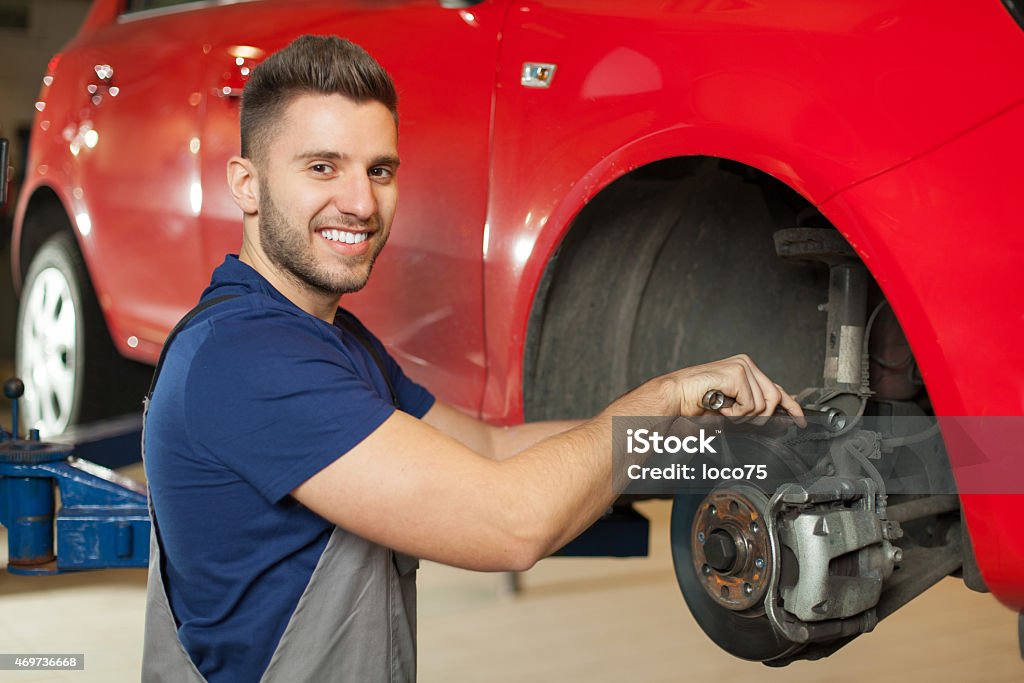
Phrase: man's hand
[{"left": 606, "top": 354, "right": 806, "bottom": 425}]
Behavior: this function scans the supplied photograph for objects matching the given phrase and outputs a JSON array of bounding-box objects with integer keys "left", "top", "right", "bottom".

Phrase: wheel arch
[
  {"left": 514, "top": 140, "right": 919, "bottom": 422},
  {"left": 483, "top": 124, "right": 862, "bottom": 423},
  {"left": 14, "top": 184, "right": 78, "bottom": 294}
]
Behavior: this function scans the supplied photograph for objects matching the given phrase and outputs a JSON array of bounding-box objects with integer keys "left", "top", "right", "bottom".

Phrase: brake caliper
[{"left": 764, "top": 477, "right": 903, "bottom": 645}]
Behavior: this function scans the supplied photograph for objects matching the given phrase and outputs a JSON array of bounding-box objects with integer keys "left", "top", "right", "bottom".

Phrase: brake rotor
[
  {"left": 690, "top": 487, "right": 772, "bottom": 612},
  {"left": 670, "top": 434, "right": 808, "bottom": 662}
]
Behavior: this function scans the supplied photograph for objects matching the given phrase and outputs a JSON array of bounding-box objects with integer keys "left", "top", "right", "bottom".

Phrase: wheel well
[
  {"left": 17, "top": 186, "right": 75, "bottom": 292},
  {"left": 523, "top": 157, "right": 834, "bottom": 421}
]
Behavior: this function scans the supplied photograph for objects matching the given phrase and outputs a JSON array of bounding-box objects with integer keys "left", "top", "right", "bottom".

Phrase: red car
[{"left": 12, "top": 0, "right": 1024, "bottom": 664}]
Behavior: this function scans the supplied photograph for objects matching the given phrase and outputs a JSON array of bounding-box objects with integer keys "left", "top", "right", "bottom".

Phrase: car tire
[{"left": 15, "top": 232, "right": 150, "bottom": 436}]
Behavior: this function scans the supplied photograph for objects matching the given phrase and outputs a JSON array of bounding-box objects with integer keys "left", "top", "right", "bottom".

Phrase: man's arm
[
  {"left": 292, "top": 354, "right": 803, "bottom": 573},
  {"left": 421, "top": 401, "right": 582, "bottom": 461}
]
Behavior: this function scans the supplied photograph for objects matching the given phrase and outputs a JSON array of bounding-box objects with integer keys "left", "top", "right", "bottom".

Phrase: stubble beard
[{"left": 258, "top": 182, "right": 387, "bottom": 297}]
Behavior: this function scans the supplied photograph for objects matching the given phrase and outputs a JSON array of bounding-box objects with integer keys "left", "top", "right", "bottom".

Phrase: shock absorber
[{"left": 774, "top": 228, "right": 870, "bottom": 419}]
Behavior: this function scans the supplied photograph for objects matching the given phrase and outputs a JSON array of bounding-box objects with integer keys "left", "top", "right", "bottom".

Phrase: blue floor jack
[{"left": 0, "top": 379, "right": 149, "bottom": 575}]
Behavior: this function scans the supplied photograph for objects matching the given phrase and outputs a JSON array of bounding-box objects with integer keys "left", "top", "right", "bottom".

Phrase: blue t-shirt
[{"left": 144, "top": 255, "right": 435, "bottom": 682}]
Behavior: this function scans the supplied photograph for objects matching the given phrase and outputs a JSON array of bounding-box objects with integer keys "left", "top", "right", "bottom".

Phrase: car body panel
[
  {"left": 480, "top": 0, "right": 1024, "bottom": 423},
  {"left": 19, "top": 0, "right": 502, "bottom": 409},
  {"left": 73, "top": 16, "right": 208, "bottom": 358},
  {"left": 12, "top": 0, "right": 1024, "bottom": 607},
  {"left": 822, "top": 101, "right": 1024, "bottom": 420},
  {"left": 821, "top": 101, "right": 1024, "bottom": 606}
]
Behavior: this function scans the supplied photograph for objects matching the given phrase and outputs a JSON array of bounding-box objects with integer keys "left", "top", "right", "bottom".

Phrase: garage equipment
[{"left": 0, "top": 379, "right": 148, "bottom": 574}]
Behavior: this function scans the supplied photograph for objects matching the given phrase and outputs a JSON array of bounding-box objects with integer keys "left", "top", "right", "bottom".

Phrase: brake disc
[{"left": 670, "top": 434, "right": 809, "bottom": 662}]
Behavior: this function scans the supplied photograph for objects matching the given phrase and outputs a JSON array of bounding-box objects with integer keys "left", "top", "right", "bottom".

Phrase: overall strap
[
  {"left": 335, "top": 311, "right": 401, "bottom": 410},
  {"left": 147, "top": 294, "right": 240, "bottom": 399}
]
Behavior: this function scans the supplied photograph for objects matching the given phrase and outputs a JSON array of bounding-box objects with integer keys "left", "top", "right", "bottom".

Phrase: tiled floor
[{"left": 0, "top": 491, "right": 1019, "bottom": 682}]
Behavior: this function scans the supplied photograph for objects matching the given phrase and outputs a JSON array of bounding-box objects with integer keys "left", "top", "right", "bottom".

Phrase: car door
[
  {"left": 197, "top": 0, "right": 506, "bottom": 412},
  {"left": 71, "top": 3, "right": 210, "bottom": 357}
]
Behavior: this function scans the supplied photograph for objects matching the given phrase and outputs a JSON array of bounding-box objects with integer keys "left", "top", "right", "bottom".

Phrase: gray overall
[{"left": 141, "top": 296, "right": 418, "bottom": 682}]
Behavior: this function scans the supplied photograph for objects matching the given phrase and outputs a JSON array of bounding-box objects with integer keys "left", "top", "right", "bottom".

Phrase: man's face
[{"left": 256, "top": 94, "right": 399, "bottom": 297}]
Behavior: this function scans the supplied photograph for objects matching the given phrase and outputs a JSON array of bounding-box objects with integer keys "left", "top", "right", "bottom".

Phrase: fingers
[
  {"left": 712, "top": 354, "right": 766, "bottom": 418},
  {"left": 776, "top": 383, "right": 808, "bottom": 427},
  {"left": 715, "top": 361, "right": 755, "bottom": 418},
  {"left": 696, "top": 354, "right": 805, "bottom": 427},
  {"left": 729, "top": 354, "right": 775, "bottom": 416}
]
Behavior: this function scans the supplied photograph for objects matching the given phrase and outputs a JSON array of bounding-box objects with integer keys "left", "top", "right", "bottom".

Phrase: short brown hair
[{"left": 240, "top": 35, "right": 398, "bottom": 163}]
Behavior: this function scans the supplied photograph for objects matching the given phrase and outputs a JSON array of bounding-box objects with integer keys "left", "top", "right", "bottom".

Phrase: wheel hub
[{"left": 691, "top": 486, "right": 772, "bottom": 612}]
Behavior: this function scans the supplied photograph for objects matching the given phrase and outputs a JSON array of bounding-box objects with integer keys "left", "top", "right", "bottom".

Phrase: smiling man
[
  {"left": 142, "top": 35, "right": 802, "bottom": 683},
  {"left": 241, "top": 93, "right": 399, "bottom": 311}
]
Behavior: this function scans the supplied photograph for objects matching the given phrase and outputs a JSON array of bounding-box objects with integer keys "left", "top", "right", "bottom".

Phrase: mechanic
[{"left": 141, "top": 35, "right": 803, "bottom": 682}]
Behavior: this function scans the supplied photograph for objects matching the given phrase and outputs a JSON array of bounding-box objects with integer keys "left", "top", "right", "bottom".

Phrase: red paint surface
[{"left": 13, "top": 0, "right": 1024, "bottom": 605}]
